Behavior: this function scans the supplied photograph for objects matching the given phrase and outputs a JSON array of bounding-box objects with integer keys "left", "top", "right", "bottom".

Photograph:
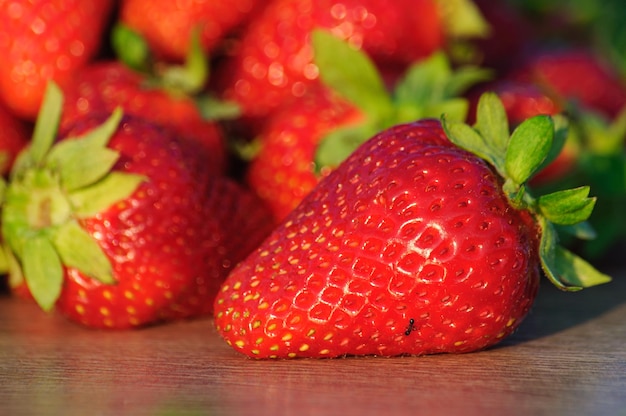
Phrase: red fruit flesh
[{"left": 214, "top": 120, "right": 540, "bottom": 358}]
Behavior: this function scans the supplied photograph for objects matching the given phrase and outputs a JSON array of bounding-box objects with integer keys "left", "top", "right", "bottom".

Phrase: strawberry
[
  {"left": 212, "top": 0, "right": 449, "bottom": 134},
  {"left": 0, "top": 82, "right": 263, "bottom": 329},
  {"left": 59, "top": 60, "right": 229, "bottom": 177},
  {"left": 509, "top": 48, "right": 626, "bottom": 119},
  {"left": 160, "top": 176, "right": 275, "bottom": 321},
  {"left": 246, "top": 31, "right": 490, "bottom": 221},
  {"left": 0, "top": 0, "right": 115, "bottom": 120},
  {"left": 0, "top": 103, "right": 30, "bottom": 176},
  {"left": 213, "top": 93, "right": 610, "bottom": 359},
  {"left": 118, "top": 0, "right": 265, "bottom": 62}
]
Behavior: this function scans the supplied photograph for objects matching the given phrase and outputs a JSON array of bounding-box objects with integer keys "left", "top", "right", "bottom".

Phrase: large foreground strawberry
[{"left": 214, "top": 93, "right": 610, "bottom": 358}]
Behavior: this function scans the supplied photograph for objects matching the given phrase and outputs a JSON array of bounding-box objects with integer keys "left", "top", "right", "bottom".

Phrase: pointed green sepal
[
  {"left": 195, "top": 95, "right": 241, "bottom": 121},
  {"left": 0, "top": 240, "right": 8, "bottom": 275},
  {"left": 22, "top": 234, "right": 64, "bottom": 311},
  {"left": 505, "top": 115, "right": 554, "bottom": 186},
  {"left": 29, "top": 82, "right": 64, "bottom": 168},
  {"left": 52, "top": 220, "right": 115, "bottom": 284},
  {"left": 46, "top": 108, "right": 124, "bottom": 191},
  {"left": 391, "top": 51, "right": 491, "bottom": 125},
  {"left": 538, "top": 186, "right": 596, "bottom": 225},
  {"left": 539, "top": 218, "right": 611, "bottom": 291},
  {"left": 442, "top": 116, "right": 501, "bottom": 169},
  {"left": 474, "top": 91, "right": 510, "bottom": 162},
  {"left": 69, "top": 172, "right": 147, "bottom": 218},
  {"left": 557, "top": 221, "right": 597, "bottom": 241},
  {"left": 159, "top": 27, "right": 208, "bottom": 94},
  {"left": 534, "top": 114, "right": 569, "bottom": 175},
  {"left": 3, "top": 243, "right": 24, "bottom": 290},
  {"left": 312, "top": 29, "right": 393, "bottom": 120}
]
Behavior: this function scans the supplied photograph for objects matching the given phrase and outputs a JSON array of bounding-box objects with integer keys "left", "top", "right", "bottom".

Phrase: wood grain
[{"left": 1, "top": 266, "right": 625, "bottom": 416}]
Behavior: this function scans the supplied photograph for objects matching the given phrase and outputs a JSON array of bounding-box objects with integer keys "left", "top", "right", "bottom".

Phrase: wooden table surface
[{"left": 1, "top": 263, "right": 625, "bottom": 416}]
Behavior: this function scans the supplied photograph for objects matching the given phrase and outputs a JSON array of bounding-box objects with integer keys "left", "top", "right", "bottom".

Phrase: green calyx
[
  {"left": 312, "top": 28, "right": 492, "bottom": 171},
  {"left": 0, "top": 82, "right": 146, "bottom": 311},
  {"left": 111, "top": 23, "right": 240, "bottom": 121},
  {"left": 443, "top": 92, "right": 611, "bottom": 291}
]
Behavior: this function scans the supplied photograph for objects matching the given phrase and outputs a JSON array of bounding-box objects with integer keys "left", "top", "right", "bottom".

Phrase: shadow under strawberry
[{"left": 498, "top": 273, "right": 626, "bottom": 347}]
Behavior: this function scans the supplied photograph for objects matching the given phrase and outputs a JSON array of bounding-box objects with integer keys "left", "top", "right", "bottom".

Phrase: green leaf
[
  {"left": 474, "top": 91, "right": 510, "bottom": 159},
  {"left": 111, "top": 23, "right": 152, "bottom": 73},
  {"left": 59, "top": 147, "right": 119, "bottom": 192},
  {"left": 445, "top": 66, "right": 494, "bottom": 97},
  {"left": 534, "top": 114, "right": 569, "bottom": 174},
  {"left": 4, "top": 243, "right": 25, "bottom": 290},
  {"left": 46, "top": 108, "right": 123, "bottom": 191},
  {"left": 22, "top": 234, "right": 64, "bottom": 311},
  {"left": 52, "top": 220, "right": 115, "bottom": 284},
  {"left": 551, "top": 246, "right": 612, "bottom": 288},
  {"left": 539, "top": 218, "right": 611, "bottom": 290},
  {"left": 557, "top": 221, "right": 597, "bottom": 241},
  {"left": 442, "top": 117, "right": 501, "bottom": 169},
  {"left": 0, "top": 241, "right": 8, "bottom": 274},
  {"left": 393, "top": 52, "right": 452, "bottom": 106},
  {"left": 160, "top": 27, "right": 208, "bottom": 94},
  {"left": 425, "top": 98, "right": 469, "bottom": 123},
  {"left": 29, "top": 82, "right": 63, "bottom": 167},
  {"left": 195, "top": 95, "right": 241, "bottom": 121},
  {"left": 393, "top": 52, "right": 490, "bottom": 117},
  {"left": 315, "top": 123, "right": 379, "bottom": 172},
  {"left": 312, "top": 29, "right": 393, "bottom": 119},
  {"left": 505, "top": 115, "right": 554, "bottom": 186},
  {"left": 538, "top": 186, "right": 596, "bottom": 225},
  {"left": 69, "top": 172, "right": 147, "bottom": 217},
  {"left": 437, "top": 0, "right": 491, "bottom": 39}
]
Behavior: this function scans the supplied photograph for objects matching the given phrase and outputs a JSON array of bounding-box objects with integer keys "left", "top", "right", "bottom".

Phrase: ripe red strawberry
[
  {"left": 118, "top": 0, "right": 265, "bottom": 62},
  {"left": 0, "top": 82, "right": 266, "bottom": 329},
  {"left": 509, "top": 48, "right": 626, "bottom": 119},
  {"left": 214, "top": 93, "right": 610, "bottom": 359},
  {"left": 0, "top": 103, "right": 30, "bottom": 176},
  {"left": 59, "top": 60, "right": 229, "bottom": 177},
  {"left": 160, "top": 176, "right": 275, "bottom": 320},
  {"left": 0, "top": 0, "right": 115, "bottom": 120},
  {"left": 246, "top": 32, "right": 490, "bottom": 221},
  {"left": 212, "top": 0, "right": 446, "bottom": 134}
]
